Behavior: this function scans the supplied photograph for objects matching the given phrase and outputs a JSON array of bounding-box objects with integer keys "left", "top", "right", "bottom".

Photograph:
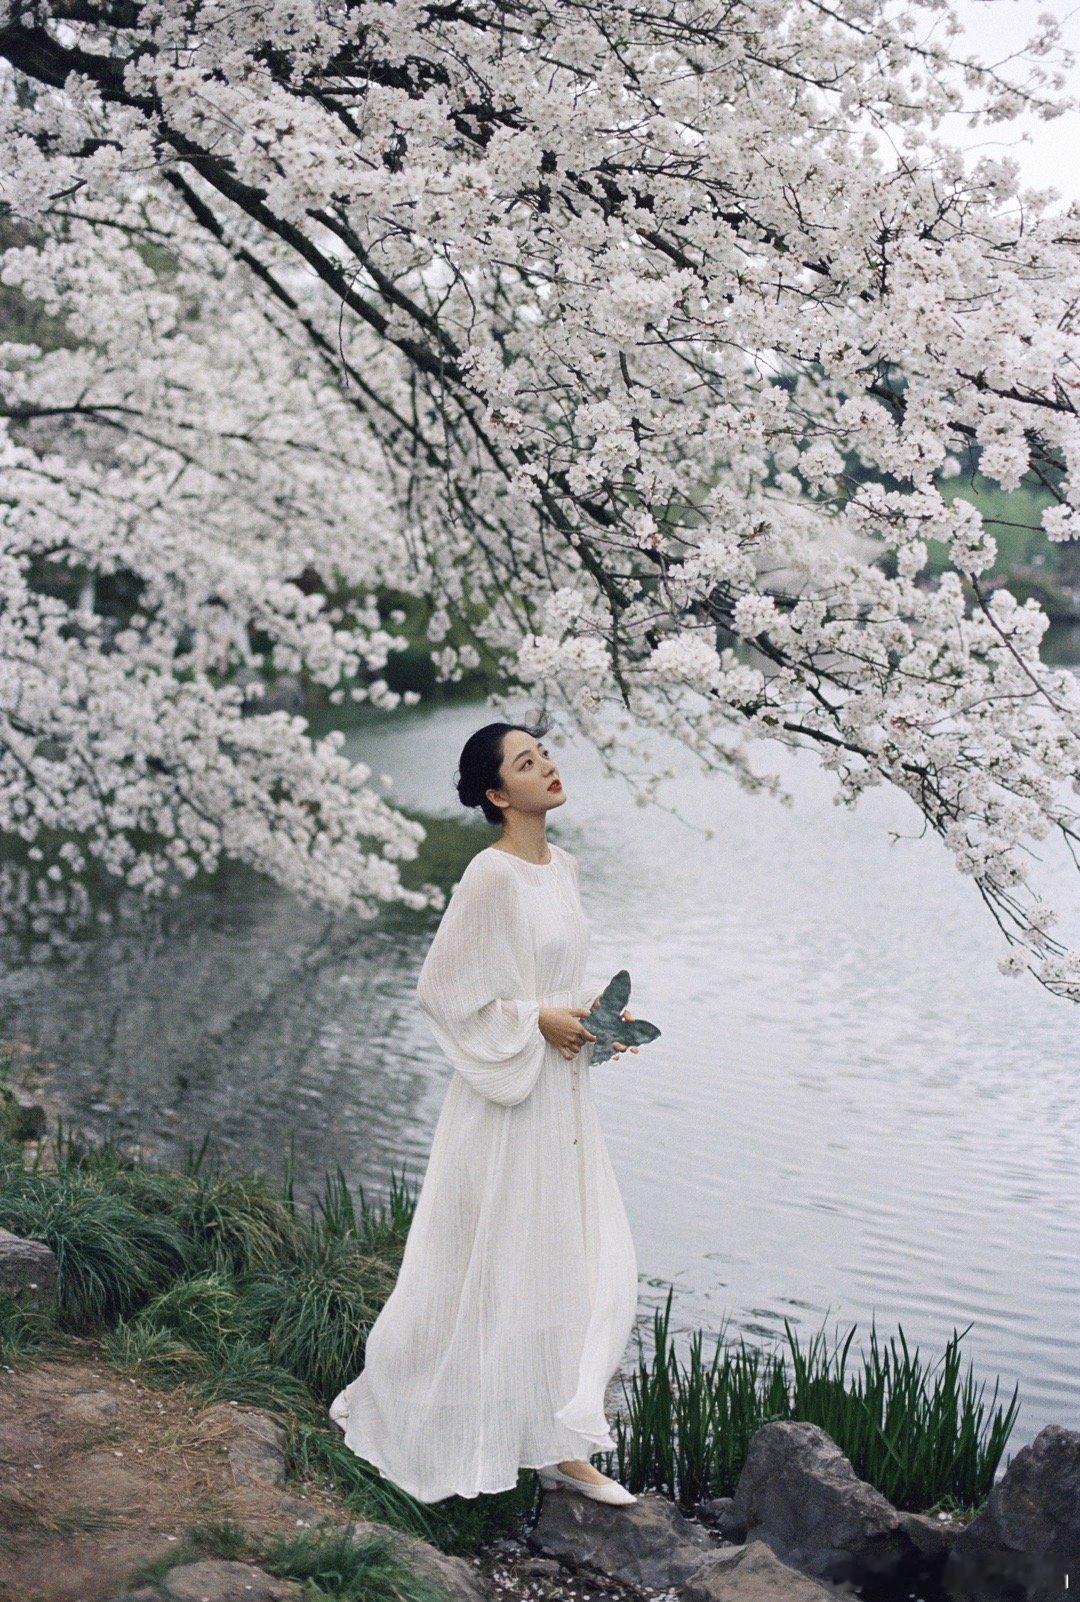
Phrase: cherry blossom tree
[{"left": 1, "top": 0, "right": 1079, "bottom": 995}]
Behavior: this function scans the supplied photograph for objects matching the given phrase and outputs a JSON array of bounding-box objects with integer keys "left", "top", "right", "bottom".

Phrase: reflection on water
[
  {"left": 0, "top": 869, "right": 447, "bottom": 1190},
  {"left": 1, "top": 698, "right": 1077, "bottom": 1461}
]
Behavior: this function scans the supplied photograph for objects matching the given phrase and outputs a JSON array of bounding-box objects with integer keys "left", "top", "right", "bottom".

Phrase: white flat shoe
[{"left": 537, "top": 1463, "right": 637, "bottom": 1504}]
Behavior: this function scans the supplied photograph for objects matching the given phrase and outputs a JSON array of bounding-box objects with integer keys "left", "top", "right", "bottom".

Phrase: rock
[
  {"left": 897, "top": 1508, "right": 966, "bottom": 1567},
  {"left": 200, "top": 1403, "right": 288, "bottom": 1488},
  {"left": 232, "top": 1496, "right": 487, "bottom": 1602},
  {"left": 697, "top": 1496, "right": 747, "bottom": 1543},
  {"left": 346, "top": 1520, "right": 491, "bottom": 1602},
  {"left": 517, "top": 1556, "right": 565, "bottom": 1579},
  {"left": 681, "top": 1539, "right": 856, "bottom": 1600},
  {"left": 527, "top": 1486, "right": 721, "bottom": 1591},
  {"left": 66, "top": 1388, "right": 122, "bottom": 1427},
  {"left": 0, "top": 1227, "right": 58, "bottom": 1309},
  {"left": 251, "top": 1489, "right": 323, "bottom": 1526},
  {"left": 944, "top": 1423, "right": 1080, "bottom": 1602},
  {"left": 5, "top": 1087, "right": 47, "bottom": 1141},
  {"left": 731, "top": 1421, "right": 916, "bottom": 1585},
  {"left": 116, "top": 1559, "right": 302, "bottom": 1601}
]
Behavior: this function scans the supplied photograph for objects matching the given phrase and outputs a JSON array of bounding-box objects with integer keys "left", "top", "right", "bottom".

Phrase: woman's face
[{"left": 487, "top": 730, "right": 565, "bottom": 818}]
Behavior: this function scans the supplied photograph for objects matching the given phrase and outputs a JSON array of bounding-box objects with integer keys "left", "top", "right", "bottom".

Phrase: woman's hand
[
  {"left": 539, "top": 1006, "right": 597, "bottom": 1061},
  {"left": 542, "top": 1001, "right": 640, "bottom": 1061}
]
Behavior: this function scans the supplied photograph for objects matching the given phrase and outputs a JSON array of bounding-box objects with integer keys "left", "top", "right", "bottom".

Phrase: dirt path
[
  {"left": 0, "top": 1356, "right": 369, "bottom": 1602},
  {"left": 0, "top": 1356, "right": 657, "bottom": 1602}
]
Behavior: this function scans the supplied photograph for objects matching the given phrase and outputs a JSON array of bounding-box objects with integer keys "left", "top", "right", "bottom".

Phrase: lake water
[{"left": 2, "top": 697, "right": 1077, "bottom": 1465}]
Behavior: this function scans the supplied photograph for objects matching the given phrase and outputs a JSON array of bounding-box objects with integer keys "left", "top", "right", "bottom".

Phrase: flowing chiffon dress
[{"left": 329, "top": 841, "right": 639, "bottom": 1503}]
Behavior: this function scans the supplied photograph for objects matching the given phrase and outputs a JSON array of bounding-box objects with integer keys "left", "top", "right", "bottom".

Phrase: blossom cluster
[{"left": 0, "top": 0, "right": 1078, "bottom": 992}]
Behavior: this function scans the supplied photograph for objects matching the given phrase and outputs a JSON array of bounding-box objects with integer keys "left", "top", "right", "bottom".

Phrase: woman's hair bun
[{"left": 456, "top": 773, "right": 482, "bottom": 809}]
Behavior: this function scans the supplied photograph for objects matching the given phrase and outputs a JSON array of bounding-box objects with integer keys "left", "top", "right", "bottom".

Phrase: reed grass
[
  {"left": 245, "top": 1233, "right": 393, "bottom": 1405},
  {"left": 598, "top": 1286, "right": 1019, "bottom": 1514}
]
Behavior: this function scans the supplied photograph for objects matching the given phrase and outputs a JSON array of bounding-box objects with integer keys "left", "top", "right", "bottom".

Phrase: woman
[{"left": 330, "top": 720, "right": 641, "bottom": 1505}]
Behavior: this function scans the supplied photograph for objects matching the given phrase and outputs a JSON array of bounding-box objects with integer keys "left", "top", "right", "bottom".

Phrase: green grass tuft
[
  {"left": 287, "top": 1424, "right": 444, "bottom": 1546},
  {"left": 261, "top": 1523, "right": 450, "bottom": 1602},
  {"left": 184, "top": 1335, "right": 324, "bottom": 1422},
  {"left": 136, "top": 1271, "right": 252, "bottom": 1353},
  {"left": 0, "top": 1290, "right": 64, "bottom": 1366},
  {"left": 247, "top": 1231, "right": 397, "bottom": 1404},
  {"left": 134, "top": 1517, "right": 251, "bottom": 1580},
  {"left": 133, "top": 1515, "right": 453, "bottom": 1602},
  {"left": 101, "top": 1316, "right": 207, "bottom": 1386},
  {"left": 0, "top": 1167, "right": 189, "bottom": 1331}
]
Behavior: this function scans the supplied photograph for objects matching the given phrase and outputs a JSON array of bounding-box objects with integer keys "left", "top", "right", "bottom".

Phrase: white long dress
[{"left": 329, "top": 841, "right": 639, "bottom": 1503}]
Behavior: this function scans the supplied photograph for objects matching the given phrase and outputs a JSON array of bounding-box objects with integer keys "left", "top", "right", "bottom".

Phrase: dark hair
[{"left": 455, "top": 719, "right": 550, "bottom": 827}]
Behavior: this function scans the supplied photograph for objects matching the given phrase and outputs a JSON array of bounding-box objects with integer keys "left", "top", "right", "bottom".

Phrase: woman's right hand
[{"left": 539, "top": 1006, "right": 597, "bottom": 1061}]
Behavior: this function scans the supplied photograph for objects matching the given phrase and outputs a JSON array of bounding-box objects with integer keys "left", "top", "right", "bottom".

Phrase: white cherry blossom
[{"left": 0, "top": 0, "right": 1078, "bottom": 994}]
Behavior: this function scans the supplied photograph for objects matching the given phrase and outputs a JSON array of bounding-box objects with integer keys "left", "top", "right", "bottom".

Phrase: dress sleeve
[{"left": 415, "top": 853, "right": 546, "bottom": 1107}]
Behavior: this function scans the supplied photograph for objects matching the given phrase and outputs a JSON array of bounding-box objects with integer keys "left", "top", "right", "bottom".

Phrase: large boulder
[
  {"left": 681, "top": 1539, "right": 858, "bottom": 1601},
  {"left": 0, "top": 1226, "right": 57, "bottom": 1309},
  {"left": 527, "top": 1485, "right": 722, "bottom": 1591},
  {"left": 896, "top": 1508, "right": 968, "bottom": 1568},
  {"left": 944, "top": 1424, "right": 1080, "bottom": 1602},
  {"left": 731, "top": 1421, "right": 917, "bottom": 1585}
]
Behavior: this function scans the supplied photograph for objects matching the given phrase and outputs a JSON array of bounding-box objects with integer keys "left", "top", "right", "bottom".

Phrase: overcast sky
[{"left": 931, "top": 1, "right": 1080, "bottom": 204}]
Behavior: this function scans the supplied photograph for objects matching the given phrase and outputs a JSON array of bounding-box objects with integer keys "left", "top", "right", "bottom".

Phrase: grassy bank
[
  {"left": 0, "top": 1128, "right": 1018, "bottom": 1558},
  {"left": 0, "top": 1128, "right": 532, "bottom": 1558}
]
